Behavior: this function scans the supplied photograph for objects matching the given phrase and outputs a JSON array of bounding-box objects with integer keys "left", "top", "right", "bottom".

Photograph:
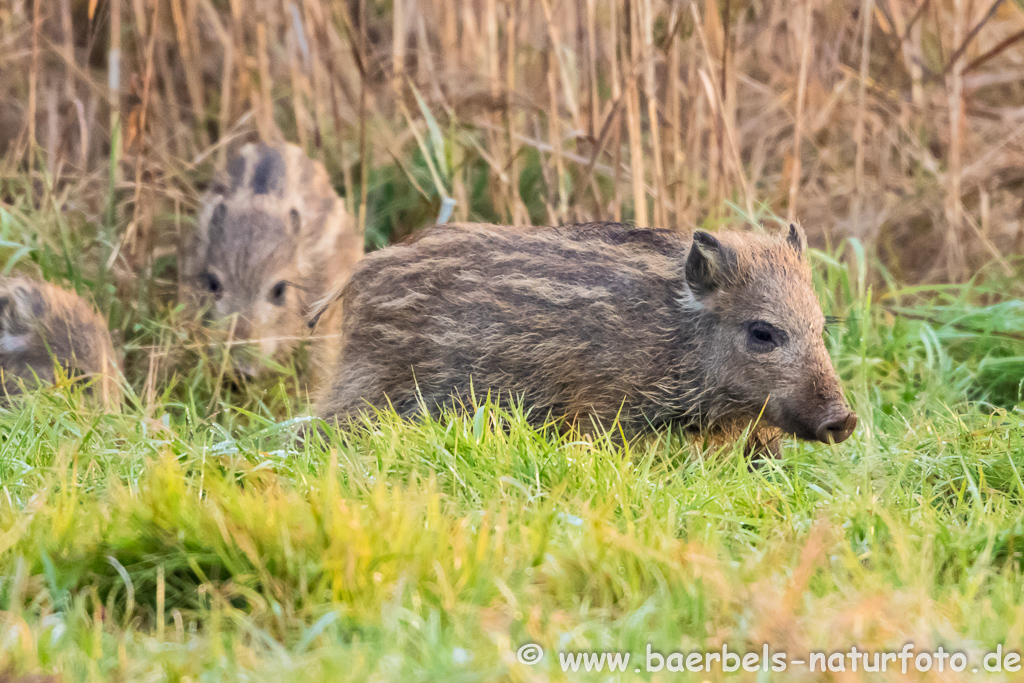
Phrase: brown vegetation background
[{"left": 1, "top": 0, "right": 1023, "bottom": 290}]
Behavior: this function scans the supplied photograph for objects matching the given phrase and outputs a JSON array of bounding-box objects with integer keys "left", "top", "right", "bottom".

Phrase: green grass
[{"left": 2, "top": 236, "right": 1024, "bottom": 681}]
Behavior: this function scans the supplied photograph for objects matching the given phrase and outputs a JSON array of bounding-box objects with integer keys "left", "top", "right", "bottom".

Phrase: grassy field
[{"left": 1, "top": 241, "right": 1023, "bottom": 681}]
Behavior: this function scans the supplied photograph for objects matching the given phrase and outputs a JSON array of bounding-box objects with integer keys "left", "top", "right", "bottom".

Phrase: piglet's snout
[{"left": 815, "top": 410, "right": 857, "bottom": 444}]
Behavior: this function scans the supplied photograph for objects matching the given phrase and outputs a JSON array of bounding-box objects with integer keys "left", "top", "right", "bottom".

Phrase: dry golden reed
[{"left": 0, "top": 0, "right": 1022, "bottom": 287}]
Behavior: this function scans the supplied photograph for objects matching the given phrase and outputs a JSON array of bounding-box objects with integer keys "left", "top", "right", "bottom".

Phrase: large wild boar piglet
[{"left": 318, "top": 222, "right": 857, "bottom": 454}]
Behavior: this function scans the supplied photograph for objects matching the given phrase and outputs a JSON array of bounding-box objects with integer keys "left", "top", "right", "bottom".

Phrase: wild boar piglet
[
  {"left": 317, "top": 221, "right": 857, "bottom": 454},
  {"left": 184, "top": 142, "right": 361, "bottom": 378},
  {"left": 0, "top": 276, "right": 120, "bottom": 407}
]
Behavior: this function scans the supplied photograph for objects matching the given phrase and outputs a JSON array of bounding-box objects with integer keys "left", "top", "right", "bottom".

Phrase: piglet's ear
[
  {"left": 686, "top": 231, "right": 736, "bottom": 296},
  {"left": 787, "top": 222, "right": 807, "bottom": 256}
]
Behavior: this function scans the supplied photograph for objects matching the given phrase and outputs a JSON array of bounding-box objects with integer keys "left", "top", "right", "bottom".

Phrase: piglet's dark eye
[
  {"left": 746, "top": 320, "right": 784, "bottom": 352},
  {"left": 202, "top": 272, "right": 223, "bottom": 299},
  {"left": 269, "top": 281, "right": 288, "bottom": 306}
]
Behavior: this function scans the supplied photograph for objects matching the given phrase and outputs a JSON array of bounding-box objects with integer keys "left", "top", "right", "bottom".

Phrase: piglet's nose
[
  {"left": 816, "top": 411, "right": 857, "bottom": 444},
  {"left": 227, "top": 318, "right": 252, "bottom": 341}
]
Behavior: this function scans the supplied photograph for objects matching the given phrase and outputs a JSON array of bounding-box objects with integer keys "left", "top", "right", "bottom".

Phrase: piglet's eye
[
  {"left": 269, "top": 281, "right": 288, "bottom": 306},
  {"left": 746, "top": 320, "right": 785, "bottom": 352},
  {"left": 202, "top": 272, "right": 223, "bottom": 299}
]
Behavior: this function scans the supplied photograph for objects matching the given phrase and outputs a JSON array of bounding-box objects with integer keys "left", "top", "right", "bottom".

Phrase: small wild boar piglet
[
  {"left": 318, "top": 222, "right": 857, "bottom": 454},
  {"left": 0, "top": 277, "right": 120, "bottom": 407},
  {"left": 184, "top": 142, "right": 361, "bottom": 378}
]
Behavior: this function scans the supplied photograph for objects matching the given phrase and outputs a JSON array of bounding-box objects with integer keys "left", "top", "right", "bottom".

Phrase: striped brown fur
[
  {"left": 0, "top": 277, "right": 120, "bottom": 408},
  {"left": 318, "top": 222, "right": 856, "bottom": 453}
]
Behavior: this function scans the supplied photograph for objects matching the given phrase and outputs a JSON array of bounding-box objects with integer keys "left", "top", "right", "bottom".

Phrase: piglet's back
[{"left": 0, "top": 277, "right": 121, "bottom": 408}]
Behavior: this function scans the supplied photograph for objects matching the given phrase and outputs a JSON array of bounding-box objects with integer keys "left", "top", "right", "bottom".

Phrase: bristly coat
[
  {"left": 317, "top": 222, "right": 857, "bottom": 453},
  {"left": 0, "top": 277, "right": 120, "bottom": 408}
]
